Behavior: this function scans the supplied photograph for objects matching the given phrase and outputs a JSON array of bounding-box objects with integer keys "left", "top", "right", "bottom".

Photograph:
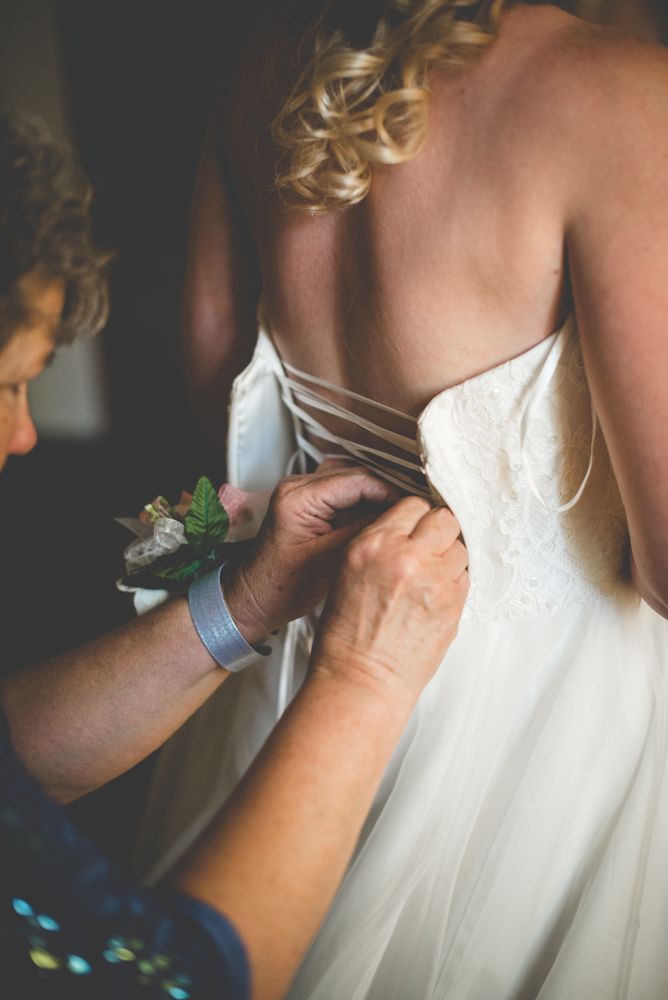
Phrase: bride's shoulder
[{"left": 496, "top": 3, "right": 668, "bottom": 144}]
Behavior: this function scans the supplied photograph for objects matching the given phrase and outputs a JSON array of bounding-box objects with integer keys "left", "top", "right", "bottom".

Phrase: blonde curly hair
[{"left": 270, "top": 0, "right": 509, "bottom": 214}]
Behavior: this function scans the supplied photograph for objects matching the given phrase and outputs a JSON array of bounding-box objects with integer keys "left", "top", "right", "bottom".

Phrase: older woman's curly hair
[
  {"left": 0, "top": 110, "right": 111, "bottom": 349},
  {"left": 270, "top": 0, "right": 508, "bottom": 214}
]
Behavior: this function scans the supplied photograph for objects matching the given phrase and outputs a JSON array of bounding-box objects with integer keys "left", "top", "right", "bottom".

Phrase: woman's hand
[
  {"left": 312, "top": 497, "right": 469, "bottom": 706},
  {"left": 223, "top": 464, "right": 402, "bottom": 643}
]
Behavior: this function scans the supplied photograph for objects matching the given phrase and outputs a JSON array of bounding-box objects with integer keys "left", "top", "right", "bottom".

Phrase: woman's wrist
[
  {"left": 221, "top": 565, "right": 275, "bottom": 647},
  {"left": 283, "top": 664, "right": 418, "bottom": 791},
  {"left": 306, "top": 649, "right": 420, "bottom": 730}
]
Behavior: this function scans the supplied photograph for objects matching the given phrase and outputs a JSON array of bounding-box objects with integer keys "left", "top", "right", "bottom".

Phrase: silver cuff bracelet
[{"left": 188, "top": 564, "right": 262, "bottom": 672}]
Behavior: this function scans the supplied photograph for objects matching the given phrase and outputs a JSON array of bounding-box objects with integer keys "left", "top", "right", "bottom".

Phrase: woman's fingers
[
  {"left": 443, "top": 538, "right": 470, "bottom": 581},
  {"left": 409, "top": 506, "right": 461, "bottom": 555},
  {"left": 291, "top": 467, "right": 402, "bottom": 523},
  {"left": 317, "top": 510, "right": 380, "bottom": 552},
  {"left": 358, "top": 495, "right": 433, "bottom": 537},
  {"left": 316, "top": 457, "right": 358, "bottom": 472}
]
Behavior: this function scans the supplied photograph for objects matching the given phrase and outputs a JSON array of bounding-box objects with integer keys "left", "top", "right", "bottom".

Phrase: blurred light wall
[{"left": 0, "top": 0, "right": 110, "bottom": 440}]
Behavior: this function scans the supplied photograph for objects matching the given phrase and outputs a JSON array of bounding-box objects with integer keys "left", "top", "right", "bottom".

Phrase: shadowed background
[
  {"left": 0, "top": 0, "right": 263, "bottom": 862},
  {"left": 0, "top": 0, "right": 665, "bottom": 865}
]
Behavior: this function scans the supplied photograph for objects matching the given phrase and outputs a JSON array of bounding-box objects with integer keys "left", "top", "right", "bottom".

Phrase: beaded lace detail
[{"left": 419, "top": 322, "right": 628, "bottom": 620}]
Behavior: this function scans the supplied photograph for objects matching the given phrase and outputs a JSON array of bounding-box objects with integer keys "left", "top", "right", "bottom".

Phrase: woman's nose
[{"left": 10, "top": 391, "right": 38, "bottom": 455}]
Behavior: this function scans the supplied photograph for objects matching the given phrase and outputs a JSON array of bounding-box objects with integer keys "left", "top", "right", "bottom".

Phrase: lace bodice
[
  {"left": 419, "top": 323, "right": 628, "bottom": 620},
  {"left": 267, "top": 313, "right": 628, "bottom": 623}
]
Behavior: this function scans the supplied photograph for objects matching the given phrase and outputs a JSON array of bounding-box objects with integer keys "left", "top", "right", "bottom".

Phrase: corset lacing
[
  {"left": 273, "top": 313, "right": 596, "bottom": 513},
  {"left": 277, "top": 360, "right": 433, "bottom": 499}
]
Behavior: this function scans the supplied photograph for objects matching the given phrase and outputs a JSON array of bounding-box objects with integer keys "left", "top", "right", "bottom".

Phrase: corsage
[{"left": 116, "top": 477, "right": 271, "bottom": 616}]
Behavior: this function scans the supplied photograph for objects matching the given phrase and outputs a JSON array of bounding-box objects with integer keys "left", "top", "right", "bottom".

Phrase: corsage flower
[{"left": 117, "top": 477, "right": 271, "bottom": 614}]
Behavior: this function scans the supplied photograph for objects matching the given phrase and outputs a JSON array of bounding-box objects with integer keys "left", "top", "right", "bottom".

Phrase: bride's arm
[
  {"left": 183, "top": 92, "right": 260, "bottom": 454},
  {"left": 183, "top": 6, "right": 286, "bottom": 454},
  {"left": 0, "top": 467, "right": 399, "bottom": 804},
  {"left": 566, "top": 34, "right": 668, "bottom": 617}
]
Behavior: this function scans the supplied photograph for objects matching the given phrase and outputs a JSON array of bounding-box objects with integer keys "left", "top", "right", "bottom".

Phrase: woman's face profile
[{"left": 0, "top": 270, "right": 63, "bottom": 472}]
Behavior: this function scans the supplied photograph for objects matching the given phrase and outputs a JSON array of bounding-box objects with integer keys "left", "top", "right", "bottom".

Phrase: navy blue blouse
[{"left": 0, "top": 706, "right": 249, "bottom": 999}]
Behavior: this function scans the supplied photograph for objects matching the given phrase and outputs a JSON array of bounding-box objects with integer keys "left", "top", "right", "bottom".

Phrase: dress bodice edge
[{"left": 235, "top": 317, "right": 629, "bottom": 621}]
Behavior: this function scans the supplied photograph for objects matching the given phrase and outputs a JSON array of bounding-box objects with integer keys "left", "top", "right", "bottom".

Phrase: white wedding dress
[{"left": 133, "top": 312, "right": 668, "bottom": 999}]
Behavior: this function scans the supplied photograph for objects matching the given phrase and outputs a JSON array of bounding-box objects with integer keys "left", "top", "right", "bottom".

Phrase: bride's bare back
[
  {"left": 185, "top": 1, "right": 668, "bottom": 615},
  {"left": 228, "top": 3, "right": 580, "bottom": 410}
]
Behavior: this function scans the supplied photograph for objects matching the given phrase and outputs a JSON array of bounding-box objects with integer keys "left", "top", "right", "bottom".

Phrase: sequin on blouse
[{"left": 0, "top": 707, "right": 248, "bottom": 998}]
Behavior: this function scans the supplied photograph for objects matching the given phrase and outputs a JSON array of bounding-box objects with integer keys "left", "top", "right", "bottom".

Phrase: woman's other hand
[{"left": 313, "top": 497, "right": 469, "bottom": 706}]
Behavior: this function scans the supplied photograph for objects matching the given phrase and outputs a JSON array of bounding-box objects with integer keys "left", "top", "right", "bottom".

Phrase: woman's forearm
[
  {"left": 0, "top": 597, "right": 229, "bottom": 804},
  {"left": 0, "top": 467, "right": 408, "bottom": 805},
  {"left": 172, "top": 666, "right": 415, "bottom": 1000}
]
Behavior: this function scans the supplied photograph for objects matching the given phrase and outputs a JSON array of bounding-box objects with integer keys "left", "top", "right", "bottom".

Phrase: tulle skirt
[{"left": 284, "top": 585, "right": 668, "bottom": 1000}]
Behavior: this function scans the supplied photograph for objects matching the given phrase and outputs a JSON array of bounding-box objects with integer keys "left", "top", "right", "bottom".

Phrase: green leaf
[
  {"left": 183, "top": 477, "right": 229, "bottom": 558},
  {"left": 151, "top": 557, "right": 203, "bottom": 581},
  {"left": 138, "top": 545, "right": 201, "bottom": 580}
]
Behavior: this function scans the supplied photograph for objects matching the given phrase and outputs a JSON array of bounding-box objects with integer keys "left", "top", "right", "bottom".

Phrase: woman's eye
[{"left": 0, "top": 383, "right": 22, "bottom": 400}]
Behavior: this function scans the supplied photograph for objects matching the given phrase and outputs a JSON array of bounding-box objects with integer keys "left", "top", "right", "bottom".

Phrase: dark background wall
[
  {"left": 0, "top": 0, "right": 665, "bottom": 865},
  {"left": 1, "top": 0, "right": 265, "bottom": 668},
  {"left": 0, "top": 0, "right": 262, "bottom": 861}
]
